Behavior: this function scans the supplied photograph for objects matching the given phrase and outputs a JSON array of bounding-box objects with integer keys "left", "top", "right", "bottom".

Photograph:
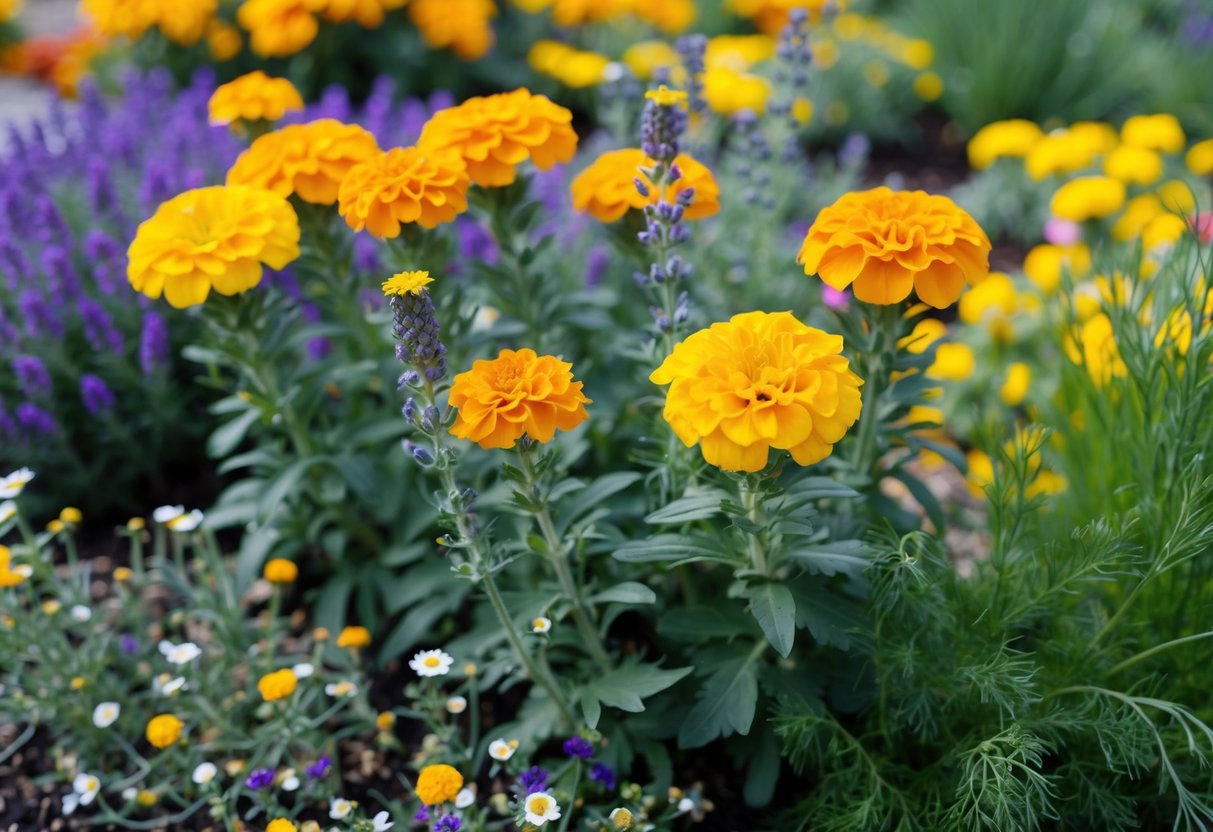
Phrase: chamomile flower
[
  {"left": 281, "top": 770, "right": 300, "bottom": 791},
  {"left": 373, "top": 811, "right": 395, "bottom": 831},
  {"left": 159, "top": 640, "right": 202, "bottom": 665},
  {"left": 292, "top": 662, "right": 315, "bottom": 679},
  {"left": 0, "top": 501, "right": 16, "bottom": 523},
  {"left": 455, "top": 788, "right": 475, "bottom": 808},
  {"left": 325, "top": 680, "right": 358, "bottom": 698},
  {"left": 446, "top": 695, "right": 468, "bottom": 714},
  {"left": 152, "top": 505, "right": 184, "bottom": 524},
  {"left": 92, "top": 702, "right": 120, "bottom": 728},
  {"left": 410, "top": 648, "right": 454, "bottom": 677},
  {"left": 167, "top": 509, "right": 204, "bottom": 532},
  {"left": 71, "top": 605, "right": 92, "bottom": 622},
  {"left": 159, "top": 675, "right": 188, "bottom": 696},
  {"left": 488, "top": 739, "right": 517, "bottom": 761},
  {"left": 524, "top": 791, "right": 562, "bottom": 826},
  {"left": 330, "top": 797, "right": 354, "bottom": 819},
  {"left": 192, "top": 762, "right": 218, "bottom": 785},
  {"left": 64, "top": 772, "right": 101, "bottom": 815},
  {"left": 0, "top": 468, "right": 35, "bottom": 499},
  {"left": 531, "top": 617, "right": 552, "bottom": 634}
]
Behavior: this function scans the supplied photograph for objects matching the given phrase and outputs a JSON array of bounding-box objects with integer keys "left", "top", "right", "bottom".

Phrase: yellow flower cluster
[
  {"left": 227, "top": 119, "right": 381, "bottom": 205},
  {"left": 529, "top": 40, "right": 611, "bottom": 88},
  {"left": 208, "top": 71, "right": 304, "bottom": 127},
  {"left": 337, "top": 146, "right": 471, "bottom": 237},
  {"left": 409, "top": 0, "right": 497, "bottom": 61},
  {"left": 236, "top": 0, "right": 408, "bottom": 57},
  {"left": 82, "top": 0, "right": 217, "bottom": 45}
]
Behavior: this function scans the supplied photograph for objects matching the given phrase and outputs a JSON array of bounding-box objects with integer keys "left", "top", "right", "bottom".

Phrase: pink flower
[
  {"left": 822, "top": 284, "right": 850, "bottom": 309},
  {"left": 1044, "top": 217, "right": 1082, "bottom": 245}
]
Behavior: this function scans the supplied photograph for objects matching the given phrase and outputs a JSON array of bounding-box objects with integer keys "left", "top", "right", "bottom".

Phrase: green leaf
[
  {"left": 580, "top": 692, "right": 602, "bottom": 730},
  {"left": 590, "top": 582, "right": 657, "bottom": 605},
  {"left": 791, "top": 578, "right": 865, "bottom": 651},
  {"left": 747, "top": 583, "right": 796, "bottom": 657},
  {"left": 207, "top": 408, "right": 260, "bottom": 459},
  {"left": 782, "top": 476, "right": 861, "bottom": 504},
  {"left": 658, "top": 606, "right": 760, "bottom": 642},
  {"left": 645, "top": 493, "right": 724, "bottom": 524},
  {"left": 787, "top": 540, "right": 871, "bottom": 578},
  {"left": 584, "top": 662, "right": 693, "bottom": 726},
  {"left": 257, "top": 458, "right": 315, "bottom": 520},
  {"left": 613, "top": 534, "right": 734, "bottom": 564},
  {"left": 743, "top": 726, "right": 781, "bottom": 807},
  {"left": 678, "top": 650, "right": 762, "bottom": 748},
  {"left": 555, "top": 472, "right": 643, "bottom": 534}
]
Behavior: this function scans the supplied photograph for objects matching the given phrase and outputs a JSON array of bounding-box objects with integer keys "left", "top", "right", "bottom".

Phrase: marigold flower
[
  {"left": 82, "top": 0, "right": 216, "bottom": 45},
  {"left": 1101, "top": 145, "right": 1162, "bottom": 185},
  {"left": 127, "top": 186, "right": 300, "bottom": 309},
  {"left": 966, "top": 119, "right": 1044, "bottom": 169},
  {"left": 1050, "top": 176, "right": 1126, "bottom": 223},
  {"left": 227, "top": 120, "right": 379, "bottom": 204},
  {"left": 337, "top": 625, "right": 371, "bottom": 649},
  {"left": 529, "top": 41, "right": 610, "bottom": 88},
  {"left": 1121, "top": 113, "right": 1185, "bottom": 153},
  {"left": 145, "top": 713, "right": 184, "bottom": 749},
  {"left": 547, "top": 0, "right": 628, "bottom": 25},
  {"left": 927, "top": 342, "right": 975, "bottom": 381},
  {"left": 622, "top": 41, "right": 680, "bottom": 79},
  {"left": 798, "top": 187, "right": 991, "bottom": 308},
  {"left": 0, "top": 545, "right": 26, "bottom": 587},
  {"left": 726, "top": 0, "right": 836, "bottom": 33},
  {"left": 267, "top": 820, "right": 298, "bottom": 832},
  {"left": 311, "top": 0, "right": 407, "bottom": 27},
  {"left": 263, "top": 558, "right": 298, "bottom": 584},
  {"left": 1186, "top": 139, "right": 1213, "bottom": 176},
  {"left": 338, "top": 147, "right": 470, "bottom": 237},
  {"left": 448, "top": 349, "right": 591, "bottom": 449},
  {"left": 1025, "top": 124, "right": 1115, "bottom": 180},
  {"left": 207, "top": 19, "right": 243, "bottom": 60},
  {"left": 632, "top": 0, "right": 694, "bottom": 31},
  {"left": 570, "top": 148, "right": 719, "bottom": 223},
  {"left": 209, "top": 71, "right": 304, "bottom": 126},
  {"left": 703, "top": 67, "right": 770, "bottom": 115},
  {"left": 416, "top": 764, "right": 464, "bottom": 805},
  {"left": 418, "top": 89, "right": 577, "bottom": 187},
  {"left": 409, "top": 0, "right": 497, "bottom": 60},
  {"left": 650, "top": 311, "right": 863, "bottom": 472},
  {"left": 1023, "top": 243, "right": 1091, "bottom": 294},
  {"left": 237, "top": 0, "right": 319, "bottom": 57},
  {"left": 258, "top": 668, "right": 298, "bottom": 702},
  {"left": 1065, "top": 313, "right": 1126, "bottom": 386},
  {"left": 383, "top": 270, "right": 434, "bottom": 297}
]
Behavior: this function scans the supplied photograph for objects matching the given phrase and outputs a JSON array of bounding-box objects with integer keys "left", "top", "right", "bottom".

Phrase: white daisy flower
[
  {"left": 192, "top": 762, "right": 218, "bottom": 785},
  {"left": 372, "top": 811, "right": 395, "bottom": 831},
  {"left": 408, "top": 648, "right": 453, "bottom": 677},
  {"left": 471, "top": 306, "right": 501, "bottom": 332},
  {"left": 73, "top": 773, "right": 101, "bottom": 806},
  {"left": 166, "top": 509, "right": 204, "bottom": 532},
  {"left": 524, "top": 792, "right": 562, "bottom": 826},
  {"left": 0, "top": 468, "right": 35, "bottom": 499},
  {"left": 153, "top": 674, "right": 188, "bottom": 696},
  {"left": 159, "top": 640, "right": 201, "bottom": 665},
  {"left": 677, "top": 797, "right": 695, "bottom": 813},
  {"left": 121, "top": 787, "right": 137, "bottom": 802},
  {"left": 329, "top": 798, "right": 354, "bottom": 819},
  {"left": 292, "top": 662, "right": 315, "bottom": 679},
  {"left": 455, "top": 788, "right": 475, "bottom": 809},
  {"left": 281, "top": 770, "right": 300, "bottom": 792},
  {"left": 531, "top": 616, "right": 552, "bottom": 634},
  {"left": 0, "top": 501, "right": 16, "bottom": 523},
  {"left": 609, "top": 808, "right": 634, "bottom": 828},
  {"left": 488, "top": 738, "right": 517, "bottom": 761},
  {"left": 446, "top": 695, "right": 468, "bottom": 714},
  {"left": 92, "top": 702, "right": 120, "bottom": 728},
  {"left": 325, "top": 680, "right": 358, "bottom": 698},
  {"left": 152, "top": 505, "right": 184, "bottom": 524},
  {"left": 71, "top": 605, "right": 92, "bottom": 622}
]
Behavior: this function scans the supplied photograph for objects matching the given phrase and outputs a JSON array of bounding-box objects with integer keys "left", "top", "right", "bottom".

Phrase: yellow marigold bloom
[
  {"left": 208, "top": 71, "right": 304, "bottom": 126},
  {"left": 376, "top": 711, "right": 397, "bottom": 731},
  {"left": 529, "top": 41, "right": 608, "bottom": 88},
  {"left": 1000, "top": 362, "right": 1030, "bottom": 406},
  {"left": 258, "top": 668, "right": 298, "bottom": 701},
  {"left": 570, "top": 148, "right": 719, "bottom": 223},
  {"left": 913, "top": 72, "right": 943, "bottom": 102},
  {"left": 1156, "top": 180, "right": 1196, "bottom": 214},
  {"left": 549, "top": 0, "right": 628, "bottom": 26},
  {"left": 1023, "top": 243, "right": 1091, "bottom": 295},
  {"left": 207, "top": 19, "right": 243, "bottom": 60},
  {"left": 792, "top": 97, "right": 814, "bottom": 124},
  {"left": 650, "top": 311, "right": 863, "bottom": 473},
  {"left": 1050, "top": 176, "right": 1125, "bottom": 223},
  {"left": 60, "top": 507, "right": 83, "bottom": 525},
  {"left": 227, "top": 120, "right": 380, "bottom": 205},
  {"left": 633, "top": 0, "right": 694, "bottom": 32},
  {"left": 409, "top": 0, "right": 496, "bottom": 60},
  {"left": 418, "top": 89, "right": 577, "bottom": 187},
  {"left": 337, "top": 146, "right": 470, "bottom": 237},
  {"left": 383, "top": 271, "right": 434, "bottom": 297},
  {"left": 416, "top": 764, "right": 464, "bottom": 805},
  {"left": 237, "top": 0, "right": 319, "bottom": 58},
  {"left": 1065, "top": 313, "right": 1126, "bottom": 386},
  {"left": 1102, "top": 145, "right": 1162, "bottom": 185},
  {"left": 1025, "top": 125, "right": 1114, "bottom": 180},
  {"left": 623, "top": 41, "right": 680, "bottom": 79},
  {"left": 127, "top": 185, "right": 301, "bottom": 309},
  {"left": 146, "top": 714, "right": 184, "bottom": 749},
  {"left": 0, "top": 546, "right": 26, "bottom": 587},
  {"left": 1121, "top": 113, "right": 1185, "bottom": 153},
  {"left": 263, "top": 558, "right": 298, "bottom": 584},
  {"left": 958, "top": 271, "right": 1016, "bottom": 324},
  {"left": 1112, "top": 194, "right": 1164, "bottom": 241},
  {"left": 1186, "top": 138, "right": 1213, "bottom": 176},
  {"left": 799, "top": 187, "right": 991, "bottom": 309},
  {"left": 311, "top": 0, "right": 407, "bottom": 27},
  {"left": 965, "top": 449, "right": 994, "bottom": 498},
  {"left": 966, "top": 120, "right": 1045, "bottom": 169},
  {"left": 704, "top": 35, "right": 774, "bottom": 71},
  {"left": 337, "top": 625, "right": 372, "bottom": 649},
  {"left": 1142, "top": 213, "right": 1188, "bottom": 251},
  {"left": 927, "top": 342, "right": 975, "bottom": 381},
  {"left": 902, "top": 38, "right": 934, "bottom": 69},
  {"left": 82, "top": 0, "right": 216, "bottom": 45},
  {"left": 703, "top": 67, "right": 770, "bottom": 116},
  {"left": 267, "top": 820, "right": 298, "bottom": 832},
  {"left": 897, "top": 318, "right": 946, "bottom": 354},
  {"left": 449, "top": 349, "right": 591, "bottom": 449},
  {"left": 645, "top": 85, "right": 688, "bottom": 108}
]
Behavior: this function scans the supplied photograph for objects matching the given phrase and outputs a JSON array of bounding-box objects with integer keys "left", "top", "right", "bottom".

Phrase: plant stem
[
  {"left": 1107, "top": 630, "right": 1213, "bottom": 675},
  {"left": 739, "top": 479, "right": 769, "bottom": 574}
]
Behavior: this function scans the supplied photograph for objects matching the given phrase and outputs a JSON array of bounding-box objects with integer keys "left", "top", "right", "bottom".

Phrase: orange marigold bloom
[
  {"left": 336, "top": 625, "right": 371, "bottom": 648},
  {"left": 415, "top": 764, "right": 464, "bottom": 806},
  {"left": 82, "top": 0, "right": 216, "bottom": 44},
  {"left": 208, "top": 71, "right": 304, "bottom": 126},
  {"left": 237, "top": 0, "right": 319, "bottom": 58},
  {"left": 257, "top": 668, "right": 298, "bottom": 701},
  {"left": 798, "top": 187, "right": 991, "bottom": 309},
  {"left": 546, "top": 0, "right": 629, "bottom": 25},
  {"left": 726, "top": 0, "right": 837, "bottom": 34},
  {"left": 449, "top": 349, "right": 591, "bottom": 450},
  {"left": 207, "top": 19, "right": 243, "bottom": 60},
  {"left": 127, "top": 186, "right": 301, "bottom": 309},
  {"left": 310, "top": 0, "right": 407, "bottom": 27},
  {"left": 337, "top": 146, "right": 470, "bottom": 237},
  {"left": 570, "top": 148, "right": 719, "bottom": 223},
  {"left": 650, "top": 311, "right": 863, "bottom": 473},
  {"left": 145, "top": 714, "right": 184, "bottom": 749},
  {"left": 227, "top": 120, "right": 380, "bottom": 205},
  {"left": 263, "top": 557, "right": 299, "bottom": 583},
  {"left": 409, "top": 0, "right": 497, "bottom": 60},
  {"left": 632, "top": 0, "right": 695, "bottom": 32},
  {"left": 418, "top": 89, "right": 577, "bottom": 188}
]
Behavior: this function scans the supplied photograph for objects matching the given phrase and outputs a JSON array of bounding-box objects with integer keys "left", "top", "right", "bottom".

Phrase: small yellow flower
[
  {"left": 257, "top": 668, "right": 298, "bottom": 702},
  {"left": 913, "top": 72, "right": 944, "bottom": 102},
  {"left": 1103, "top": 145, "right": 1163, "bottom": 185},
  {"left": 263, "top": 558, "right": 299, "bottom": 584},
  {"left": 382, "top": 271, "right": 434, "bottom": 297},
  {"left": 927, "top": 343, "right": 976, "bottom": 381},
  {"left": 337, "top": 626, "right": 371, "bottom": 649},
  {"left": 792, "top": 97, "right": 813, "bottom": 124},
  {"left": 1050, "top": 176, "right": 1126, "bottom": 223},
  {"left": 967, "top": 119, "right": 1044, "bottom": 170},
  {"left": 999, "top": 362, "right": 1031, "bottom": 407},
  {"left": 966, "top": 449, "right": 994, "bottom": 498},
  {"left": 416, "top": 764, "right": 464, "bottom": 805},
  {"left": 377, "top": 711, "right": 397, "bottom": 731},
  {"left": 42, "top": 599, "right": 61, "bottom": 615},
  {"left": 1023, "top": 244, "right": 1091, "bottom": 295},
  {"left": 645, "top": 85, "right": 688, "bottom": 108},
  {"left": 1121, "top": 113, "right": 1185, "bottom": 153},
  {"left": 464, "top": 662, "right": 477, "bottom": 677},
  {"left": 136, "top": 790, "right": 157, "bottom": 807},
  {"left": 146, "top": 713, "right": 184, "bottom": 749},
  {"left": 267, "top": 820, "right": 298, "bottom": 832},
  {"left": 313, "top": 627, "right": 331, "bottom": 642},
  {"left": 1185, "top": 138, "right": 1213, "bottom": 176},
  {"left": 46, "top": 519, "right": 65, "bottom": 534},
  {"left": 127, "top": 517, "right": 146, "bottom": 531},
  {"left": 70, "top": 676, "right": 86, "bottom": 690},
  {"left": 59, "top": 507, "right": 83, "bottom": 525}
]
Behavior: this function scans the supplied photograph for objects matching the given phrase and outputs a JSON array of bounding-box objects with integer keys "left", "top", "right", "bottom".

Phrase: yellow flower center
[
  {"left": 424, "top": 656, "right": 441, "bottom": 667},
  {"left": 531, "top": 796, "right": 552, "bottom": 813}
]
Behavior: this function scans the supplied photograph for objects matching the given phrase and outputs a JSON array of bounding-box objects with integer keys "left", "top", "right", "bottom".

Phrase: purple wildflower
[
  {"left": 245, "top": 768, "right": 275, "bottom": 790},
  {"left": 13, "top": 356, "right": 51, "bottom": 396},
  {"left": 412, "top": 807, "right": 430, "bottom": 824},
  {"left": 434, "top": 817, "right": 461, "bottom": 832},
  {"left": 119, "top": 634, "right": 139, "bottom": 655},
  {"left": 139, "top": 312, "right": 169, "bottom": 375},
  {"left": 563, "top": 736, "right": 594, "bottom": 759},
  {"left": 517, "top": 766, "right": 549, "bottom": 795},
  {"left": 16, "top": 402, "right": 57, "bottom": 436},
  {"left": 306, "top": 756, "right": 332, "bottom": 779},
  {"left": 590, "top": 761, "right": 617, "bottom": 790},
  {"left": 19, "top": 290, "right": 62, "bottom": 338},
  {"left": 80, "top": 374, "right": 116, "bottom": 415},
  {"left": 78, "top": 298, "right": 125, "bottom": 356},
  {"left": 586, "top": 246, "right": 610, "bottom": 288}
]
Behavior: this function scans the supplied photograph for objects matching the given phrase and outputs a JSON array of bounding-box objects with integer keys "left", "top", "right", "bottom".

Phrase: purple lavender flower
[
  {"left": 19, "top": 290, "right": 63, "bottom": 339},
  {"left": 586, "top": 246, "right": 610, "bottom": 289},
  {"left": 78, "top": 298, "right": 125, "bottom": 356},
  {"left": 80, "top": 374, "right": 116, "bottom": 415},
  {"left": 434, "top": 817, "right": 461, "bottom": 832},
  {"left": 517, "top": 766, "right": 549, "bottom": 794},
  {"left": 412, "top": 807, "right": 430, "bottom": 824},
  {"left": 139, "top": 312, "right": 169, "bottom": 376},
  {"left": 15, "top": 402, "right": 57, "bottom": 436},
  {"left": 13, "top": 356, "right": 51, "bottom": 396},
  {"left": 305, "top": 756, "right": 332, "bottom": 779},
  {"left": 590, "top": 761, "right": 617, "bottom": 790},
  {"left": 119, "top": 634, "right": 139, "bottom": 655},
  {"left": 245, "top": 769, "right": 275, "bottom": 790},
  {"left": 563, "top": 736, "right": 595, "bottom": 758}
]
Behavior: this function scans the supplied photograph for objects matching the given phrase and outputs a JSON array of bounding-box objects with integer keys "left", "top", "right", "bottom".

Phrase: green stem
[
  {"left": 1107, "top": 630, "right": 1213, "bottom": 676},
  {"left": 739, "top": 479, "right": 768, "bottom": 574},
  {"left": 557, "top": 760, "right": 583, "bottom": 832}
]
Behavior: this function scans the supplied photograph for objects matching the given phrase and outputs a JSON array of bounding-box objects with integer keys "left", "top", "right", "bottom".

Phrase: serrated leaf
[
  {"left": 791, "top": 578, "right": 865, "bottom": 651},
  {"left": 678, "top": 651, "right": 761, "bottom": 748},
  {"left": 590, "top": 581, "right": 657, "bottom": 605},
  {"left": 787, "top": 540, "right": 871, "bottom": 578},
  {"left": 584, "top": 662, "right": 693, "bottom": 721},
  {"left": 746, "top": 583, "right": 796, "bottom": 657},
  {"left": 645, "top": 494, "right": 724, "bottom": 524}
]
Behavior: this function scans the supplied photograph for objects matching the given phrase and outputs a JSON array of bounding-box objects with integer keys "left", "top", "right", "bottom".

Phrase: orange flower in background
[
  {"left": 0, "top": 546, "right": 27, "bottom": 588},
  {"left": 208, "top": 71, "right": 304, "bottom": 126},
  {"left": 310, "top": 0, "right": 407, "bottom": 27},
  {"left": 449, "top": 349, "right": 591, "bottom": 450},
  {"left": 409, "top": 0, "right": 497, "bottom": 60},
  {"left": 632, "top": 0, "right": 695, "bottom": 32},
  {"left": 82, "top": 0, "right": 216, "bottom": 45},
  {"left": 227, "top": 120, "right": 380, "bottom": 205},
  {"left": 798, "top": 187, "right": 991, "bottom": 308},
  {"left": 336, "top": 625, "right": 372, "bottom": 649},
  {"left": 145, "top": 714, "right": 183, "bottom": 749},
  {"left": 206, "top": 19, "right": 243, "bottom": 60},
  {"left": 418, "top": 89, "right": 578, "bottom": 187},
  {"left": 650, "top": 311, "right": 863, "bottom": 473},
  {"left": 726, "top": 0, "right": 840, "bottom": 34},
  {"left": 7, "top": 26, "right": 106, "bottom": 98},
  {"left": 257, "top": 668, "right": 298, "bottom": 701},
  {"left": 547, "top": 0, "right": 629, "bottom": 26},
  {"left": 338, "top": 146, "right": 471, "bottom": 237},
  {"left": 416, "top": 764, "right": 464, "bottom": 806},
  {"left": 570, "top": 148, "right": 719, "bottom": 223},
  {"left": 127, "top": 186, "right": 301, "bottom": 309},
  {"left": 237, "top": 0, "right": 319, "bottom": 58}
]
